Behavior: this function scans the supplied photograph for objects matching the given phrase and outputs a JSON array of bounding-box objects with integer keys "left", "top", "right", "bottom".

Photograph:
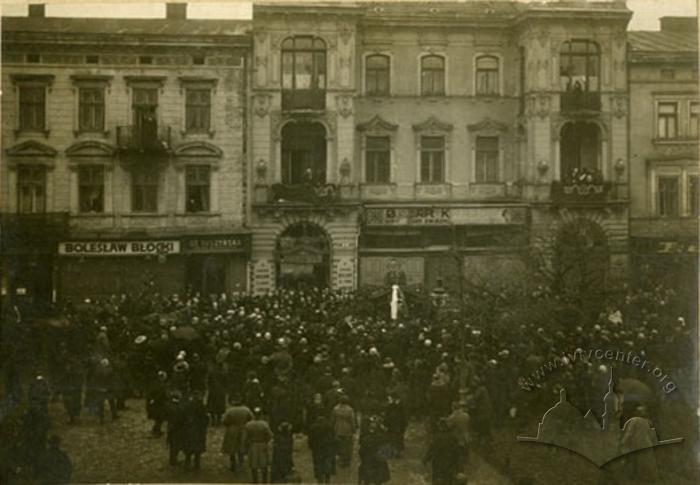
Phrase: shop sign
[
  {"left": 365, "top": 206, "right": 527, "bottom": 226},
  {"left": 184, "top": 235, "right": 251, "bottom": 254},
  {"left": 281, "top": 253, "right": 324, "bottom": 264},
  {"left": 59, "top": 240, "right": 180, "bottom": 256}
]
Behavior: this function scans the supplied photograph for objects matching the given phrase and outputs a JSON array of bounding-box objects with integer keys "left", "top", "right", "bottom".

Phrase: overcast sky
[{"left": 0, "top": 0, "right": 696, "bottom": 30}]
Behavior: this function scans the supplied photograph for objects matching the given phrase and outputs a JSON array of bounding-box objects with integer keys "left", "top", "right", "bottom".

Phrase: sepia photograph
[{"left": 0, "top": 0, "right": 698, "bottom": 483}]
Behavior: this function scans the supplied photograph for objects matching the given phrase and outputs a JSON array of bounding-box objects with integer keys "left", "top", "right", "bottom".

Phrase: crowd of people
[{"left": 0, "top": 269, "right": 696, "bottom": 483}]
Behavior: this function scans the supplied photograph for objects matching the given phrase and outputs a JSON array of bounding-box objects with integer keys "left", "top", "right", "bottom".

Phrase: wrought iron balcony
[
  {"left": 282, "top": 89, "right": 325, "bottom": 111},
  {"left": 116, "top": 125, "right": 172, "bottom": 154},
  {"left": 560, "top": 91, "right": 601, "bottom": 112},
  {"left": 270, "top": 183, "right": 338, "bottom": 204},
  {"left": 551, "top": 180, "right": 612, "bottom": 203}
]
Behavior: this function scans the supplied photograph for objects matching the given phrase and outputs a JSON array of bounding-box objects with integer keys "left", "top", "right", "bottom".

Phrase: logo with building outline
[{"left": 517, "top": 367, "right": 683, "bottom": 466}]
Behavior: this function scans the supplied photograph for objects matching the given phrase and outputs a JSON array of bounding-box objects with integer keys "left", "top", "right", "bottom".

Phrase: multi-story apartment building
[
  {"left": 628, "top": 17, "right": 699, "bottom": 286},
  {"left": 1, "top": 4, "right": 251, "bottom": 304},
  {"left": 248, "top": 1, "right": 632, "bottom": 294}
]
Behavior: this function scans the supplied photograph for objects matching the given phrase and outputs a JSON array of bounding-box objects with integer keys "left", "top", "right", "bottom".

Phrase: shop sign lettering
[{"left": 59, "top": 240, "right": 180, "bottom": 256}]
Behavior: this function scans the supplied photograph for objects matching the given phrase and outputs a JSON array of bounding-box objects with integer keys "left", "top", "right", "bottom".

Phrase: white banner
[{"left": 59, "top": 240, "right": 180, "bottom": 256}]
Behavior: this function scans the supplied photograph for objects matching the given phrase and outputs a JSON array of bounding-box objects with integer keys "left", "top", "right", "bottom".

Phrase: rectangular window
[
  {"left": 421, "top": 56, "right": 445, "bottom": 96},
  {"left": 475, "top": 136, "right": 499, "bottom": 183},
  {"left": 657, "top": 176, "right": 679, "bottom": 217},
  {"left": 132, "top": 168, "right": 159, "bottom": 213},
  {"left": 78, "top": 87, "right": 105, "bottom": 132},
  {"left": 657, "top": 102, "right": 678, "bottom": 139},
  {"left": 19, "top": 86, "right": 45, "bottom": 131},
  {"left": 420, "top": 136, "right": 445, "bottom": 183},
  {"left": 365, "top": 136, "right": 391, "bottom": 183},
  {"left": 476, "top": 56, "right": 499, "bottom": 95},
  {"left": 78, "top": 166, "right": 104, "bottom": 213},
  {"left": 17, "top": 166, "right": 46, "bottom": 214},
  {"left": 185, "top": 166, "right": 210, "bottom": 213},
  {"left": 185, "top": 89, "right": 211, "bottom": 132},
  {"left": 690, "top": 102, "right": 699, "bottom": 139},
  {"left": 689, "top": 175, "right": 699, "bottom": 217},
  {"left": 366, "top": 55, "right": 390, "bottom": 96}
]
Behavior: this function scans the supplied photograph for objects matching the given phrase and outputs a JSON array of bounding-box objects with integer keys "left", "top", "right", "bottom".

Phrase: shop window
[
  {"left": 186, "top": 165, "right": 210, "bottom": 213},
  {"left": 78, "top": 166, "right": 104, "bottom": 213},
  {"left": 657, "top": 176, "right": 679, "bottom": 217},
  {"left": 132, "top": 167, "right": 159, "bottom": 213},
  {"left": 79, "top": 87, "right": 105, "bottom": 133},
  {"left": 281, "top": 36, "right": 326, "bottom": 110},
  {"left": 365, "top": 136, "right": 390, "bottom": 183},
  {"left": 475, "top": 136, "right": 499, "bottom": 182},
  {"left": 689, "top": 175, "right": 699, "bottom": 216},
  {"left": 476, "top": 55, "right": 499, "bottom": 95},
  {"left": 690, "top": 102, "right": 699, "bottom": 138},
  {"left": 19, "top": 86, "right": 46, "bottom": 132},
  {"left": 366, "top": 54, "right": 390, "bottom": 96},
  {"left": 420, "top": 136, "right": 445, "bottom": 183},
  {"left": 657, "top": 102, "right": 678, "bottom": 139},
  {"left": 17, "top": 166, "right": 46, "bottom": 214},
  {"left": 421, "top": 55, "right": 445, "bottom": 96}
]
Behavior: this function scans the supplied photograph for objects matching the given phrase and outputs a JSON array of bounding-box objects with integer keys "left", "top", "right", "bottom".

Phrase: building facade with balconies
[
  {"left": 627, "top": 17, "right": 699, "bottom": 288},
  {"left": 1, "top": 5, "right": 252, "bottom": 304},
  {"left": 248, "top": 1, "right": 632, "bottom": 294}
]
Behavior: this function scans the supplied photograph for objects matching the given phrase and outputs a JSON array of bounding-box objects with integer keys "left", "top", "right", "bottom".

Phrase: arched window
[
  {"left": 476, "top": 55, "right": 499, "bottom": 95},
  {"left": 560, "top": 40, "right": 600, "bottom": 93},
  {"left": 281, "top": 36, "right": 326, "bottom": 110},
  {"left": 421, "top": 55, "right": 445, "bottom": 96},
  {"left": 365, "top": 54, "right": 390, "bottom": 96}
]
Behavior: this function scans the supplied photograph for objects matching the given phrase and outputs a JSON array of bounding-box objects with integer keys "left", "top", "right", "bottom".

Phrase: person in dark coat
[
  {"left": 383, "top": 392, "right": 408, "bottom": 458},
  {"left": 183, "top": 393, "right": 209, "bottom": 471},
  {"left": 424, "top": 419, "right": 461, "bottom": 485},
  {"left": 166, "top": 392, "right": 186, "bottom": 466},
  {"left": 270, "top": 421, "right": 295, "bottom": 483},
  {"left": 36, "top": 435, "right": 72, "bottom": 485},
  {"left": 245, "top": 408, "right": 274, "bottom": 483},
  {"left": 359, "top": 419, "right": 391, "bottom": 485},
  {"left": 221, "top": 396, "right": 254, "bottom": 472},
  {"left": 28, "top": 374, "right": 50, "bottom": 417},
  {"left": 93, "top": 358, "right": 118, "bottom": 424},
  {"left": 189, "top": 353, "right": 208, "bottom": 393},
  {"left": 146, "top": 371, "right": 168, "bottom": 436},
  {"left": 308, "top": 415, "right": 337, "bottom": 484},
  {"left": 207, "top": 362, "right": 228, "bottom": 426},
  {"left": 62, "top": 355, "right": 83, "bottom": 424}
]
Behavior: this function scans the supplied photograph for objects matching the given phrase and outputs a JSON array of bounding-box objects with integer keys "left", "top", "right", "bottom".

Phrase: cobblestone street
[{"left": 48, "top": 399, "right": 509, "bottom": 484}]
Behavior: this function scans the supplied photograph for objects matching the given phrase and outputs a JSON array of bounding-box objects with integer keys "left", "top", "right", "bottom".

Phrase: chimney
[
  {"left": 166, "top": 3, "right": 187, "bottom": 20},
  {"left": 28, "top": 4, "right": 45, "bottom": 18},
  {"left": 659, "top": 16, "right": 698, "bottom": 33}
]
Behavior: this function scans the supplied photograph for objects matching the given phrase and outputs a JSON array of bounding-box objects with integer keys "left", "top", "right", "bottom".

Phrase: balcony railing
[
  {"left": 560, "top": 91, "right": 601, "bottom": 112},
  {"left": 551, "top": 180, "right": 612, "bottom": 203},
  {"left": 270, "top": 183, "right": 338, "bottom": 204},
  {"left": 282, "top": 89, "right": 325, "bottom": 111},
  {"left": 116, "top": 125, "right": 172, "bottom": 154}
]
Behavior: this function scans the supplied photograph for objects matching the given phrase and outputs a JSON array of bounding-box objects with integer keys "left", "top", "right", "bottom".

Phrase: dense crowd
[{"left": 0, "top": 271, "right": 696, "bottom": 483}]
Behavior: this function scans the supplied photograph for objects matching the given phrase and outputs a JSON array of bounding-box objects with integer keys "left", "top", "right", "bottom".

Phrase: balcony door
[
  {"left": 133, "top": 88, "right": 158, "bottom": 149},
  {"left": 560, "top": 121, "right": 600, "bottom": 181},
  {"left": 281, "top": 122, "right": 327, "bottom": 185}
]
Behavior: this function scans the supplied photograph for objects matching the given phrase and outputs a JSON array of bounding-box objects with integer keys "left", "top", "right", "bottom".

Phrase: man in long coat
[
  {"left": 331, "top": 395, "right": 356, "bottom": 468},
  {"left": 308, "top": 415, "right": 337, "bottom": 483},
  {"left": 183, "top": 393, "right": 209, "bottom": 471},
  {"left": 222, "top": 396, "right": 254, "bottom": 472},
  {"left": 244, "top": 408, "right": 274, "bottom": 483}
]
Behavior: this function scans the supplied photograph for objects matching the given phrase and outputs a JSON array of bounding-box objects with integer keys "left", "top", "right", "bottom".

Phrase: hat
[
  {"left": 135, "top": 335, "right": 148, "bottom": 345},
  {"left": 174, "top": 361, "right": 189, "bottom": 372},
  {"left": 100, "top": 358, "right": 110, "bottom": 367}
]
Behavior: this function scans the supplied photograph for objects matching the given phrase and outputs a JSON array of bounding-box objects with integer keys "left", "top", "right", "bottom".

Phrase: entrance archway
[
  {"left": 560, "top": 122, "right": 601, "bottom": 182},
  {"left": 554, "top": 219, "right": 609, "bottom": 296},
  {"left": 281, "top": 122, "right": 327, "bottom": 185},
  {"left": 277, "top": 222, "right": 330, "bottom": 289}
]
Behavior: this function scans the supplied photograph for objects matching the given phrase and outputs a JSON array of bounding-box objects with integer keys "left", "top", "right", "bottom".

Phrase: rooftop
[{"left": 628, "top": 31, "right": 698, "bottom": 52}]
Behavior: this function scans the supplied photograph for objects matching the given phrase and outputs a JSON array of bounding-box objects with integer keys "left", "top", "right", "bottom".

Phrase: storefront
[
  {"left": 182, "top": 234, "right": 251, "bottom": 294},
  {"left": 359, "top": 205, "right": 529, "bottom": 291}
]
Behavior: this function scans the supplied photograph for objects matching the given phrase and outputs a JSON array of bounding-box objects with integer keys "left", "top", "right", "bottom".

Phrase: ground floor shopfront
[
  {"left": 56, "top": 233, "right": 251, "bottom": 301},
  {"left": 248, "top": 202, "right": 631, "bottom": 295}
]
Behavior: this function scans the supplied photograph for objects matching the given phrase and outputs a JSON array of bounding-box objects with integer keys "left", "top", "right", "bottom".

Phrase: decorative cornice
[
  {"left": 356, "top": 114, "right": 398, "bottom": 132},
  {"left": 70, "top": 74, "right": 113, "bottom": 84},
  {"left": 467, "top": 117, "right": 509, "bottom": 133},
  {"left": 124, "top": 75, "right": 166, "bottom": 86},
  {"left": 66, "top": 140, "right": 116, "bottom": 158},
  {"left": 5, "top": 140, "right": 57, "bottom": 157},
  {"left": 10, "top": 74, "right": 54, "bottom": 85},
  {"left": 412, "top": 116, "right": 453, "bottom": 132},
  {"left": 174, "top": 141, "right": 223, "bottom": 158}
]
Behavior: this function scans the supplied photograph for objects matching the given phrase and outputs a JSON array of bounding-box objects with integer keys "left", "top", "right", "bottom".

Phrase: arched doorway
[
  {"left": 281, "top": 122, "right": 327, "bottom": 185},
  {"left": 560, "top": 122, "right": 601, "bottom": 182},
  {"left": 554, "top": 219, "right": 609, "bottom": 297},
  {"left": 277, "top": 222, "right": 330, "bottom": 289}
]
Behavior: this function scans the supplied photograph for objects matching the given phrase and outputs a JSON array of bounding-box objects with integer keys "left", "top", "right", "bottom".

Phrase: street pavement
[{"left": 48, "top": 399, "right": 511, "bottom": 484}]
